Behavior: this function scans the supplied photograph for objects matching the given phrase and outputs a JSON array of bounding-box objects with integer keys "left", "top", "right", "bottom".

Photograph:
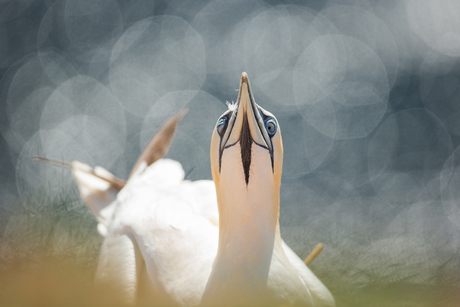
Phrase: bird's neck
[
  {"left": 202, "top": 168, "right": 283, "bottom": 306},
  {"left": 217, "top": 179, "right": 281, "bottom": 269}
]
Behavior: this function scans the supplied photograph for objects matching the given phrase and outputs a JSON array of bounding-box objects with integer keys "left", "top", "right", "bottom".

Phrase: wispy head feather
[{"left": 226, "top": 101, "right": 237, "bottom": 112}]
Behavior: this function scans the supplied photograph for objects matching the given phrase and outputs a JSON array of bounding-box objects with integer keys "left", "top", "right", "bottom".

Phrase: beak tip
[{"left": 241, "top": 72, "right": 249, "bottom": 84}]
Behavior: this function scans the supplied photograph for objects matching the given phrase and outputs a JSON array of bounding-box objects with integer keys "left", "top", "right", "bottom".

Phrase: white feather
[{"left": 88, "top": 158, "right": 333, "bottom": 306}]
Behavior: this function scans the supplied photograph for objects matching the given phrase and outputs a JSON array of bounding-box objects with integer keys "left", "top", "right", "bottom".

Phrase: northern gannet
[
  {"left": 36, "top": 73, "right": 335, "bottom": 307},
  {"left": 202, "top": 72, "right": 319, "bottom": 307}
]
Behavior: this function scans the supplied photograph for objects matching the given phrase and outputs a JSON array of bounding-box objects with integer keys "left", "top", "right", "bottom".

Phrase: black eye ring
[
  {"left": 265, "top": 118, "right": 277, "bottom": 136},
  {"left": 217, "top": 117, "right": 227, "bottom": 137}
]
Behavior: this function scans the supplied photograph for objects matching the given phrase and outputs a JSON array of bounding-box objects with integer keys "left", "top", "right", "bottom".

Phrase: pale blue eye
[
  {"left": 265, "top": 119, "right": 277, "bottom": 136},
  {"left": 217, "top": 117, "right": 227, "bottom": 136}
]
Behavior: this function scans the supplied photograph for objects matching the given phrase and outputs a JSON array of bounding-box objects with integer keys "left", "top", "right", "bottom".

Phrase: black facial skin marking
[
  {"left": 218, "top": 112, "right": 253, "bottom": 184},
  {"left": 240, "top": 112, "right": 252, "bottom": 185}
]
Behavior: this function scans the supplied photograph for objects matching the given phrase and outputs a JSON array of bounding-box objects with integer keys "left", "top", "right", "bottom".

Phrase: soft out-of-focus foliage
[{"left": 1, "top": 0, "right": 460, "bottom": 306}]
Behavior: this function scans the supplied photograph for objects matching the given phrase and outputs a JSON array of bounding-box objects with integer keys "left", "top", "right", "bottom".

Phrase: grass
[
  {"left": 0, "top": 188, "right": 104, "bottom": 306},
  {"left": 1, "top": 188, "right": 459, "bottom": 306},
  {"left": 283, "top": 226, "right": 460, "bottom": 307}
]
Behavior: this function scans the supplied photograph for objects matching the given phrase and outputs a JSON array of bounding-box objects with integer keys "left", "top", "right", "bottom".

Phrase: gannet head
[{"left": 210, "top": 72, "right": 283, "bottom": 201}]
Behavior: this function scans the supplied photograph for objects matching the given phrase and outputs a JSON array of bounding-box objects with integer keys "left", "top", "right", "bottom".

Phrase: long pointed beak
[{"left": 221, "top": 72, "right": 271, "bottom": 152}]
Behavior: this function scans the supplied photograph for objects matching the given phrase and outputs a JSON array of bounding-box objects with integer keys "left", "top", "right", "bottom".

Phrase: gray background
[{"left": 0, "top": 0, "right": 459, "bottom": 304}]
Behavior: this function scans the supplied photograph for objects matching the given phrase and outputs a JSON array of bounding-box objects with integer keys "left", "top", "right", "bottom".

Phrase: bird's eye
[
  {"left": 217, "top": 117, "right": 227, "bottom": 137},
  {"left": 265, "top": 119, "right": 277, "bottom": 136}
]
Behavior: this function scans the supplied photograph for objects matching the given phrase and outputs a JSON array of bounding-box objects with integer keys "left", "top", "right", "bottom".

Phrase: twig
[{"left": 304, "top": 243, "right": 324, "bottom": 266}]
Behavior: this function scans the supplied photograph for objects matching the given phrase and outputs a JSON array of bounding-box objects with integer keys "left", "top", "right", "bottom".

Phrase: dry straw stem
[
  {"left": 304, "top": 243, "right": 323, "bottom": 266},
  {"left": 33, "top": 156, "right": 126, "bottom": 190}
]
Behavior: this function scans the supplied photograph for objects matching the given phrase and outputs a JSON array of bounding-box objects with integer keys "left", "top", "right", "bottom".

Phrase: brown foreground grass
[
  {"left": 1, "top": 191, "right": 459, "bottom": 307},
  {"left": 1, "top": 255, "right": 459, "bottom": 307}
]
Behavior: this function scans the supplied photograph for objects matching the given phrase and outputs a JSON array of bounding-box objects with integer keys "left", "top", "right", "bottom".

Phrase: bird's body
[
  {"left": 82, "top": 157, "right": 333, "bottom": 306},
  {"left": 38, "top": 73, "right": 335, "bottom": 307},
  {"left": 97, "top": 159, "right": 218, "bottom": 306}
]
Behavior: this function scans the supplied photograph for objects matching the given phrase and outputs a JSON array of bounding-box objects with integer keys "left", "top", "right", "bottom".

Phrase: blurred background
[{"left": 1, "top": 0, "right": 460, "bottom": 306}]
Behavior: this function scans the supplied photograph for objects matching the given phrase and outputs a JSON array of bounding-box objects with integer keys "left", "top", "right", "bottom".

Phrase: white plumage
[
  {"left": 38, "top": 73, "right": 335, "bottom": 307},
  {"left": 95, "top": 159, "right": 218, "bottom": 306}
]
